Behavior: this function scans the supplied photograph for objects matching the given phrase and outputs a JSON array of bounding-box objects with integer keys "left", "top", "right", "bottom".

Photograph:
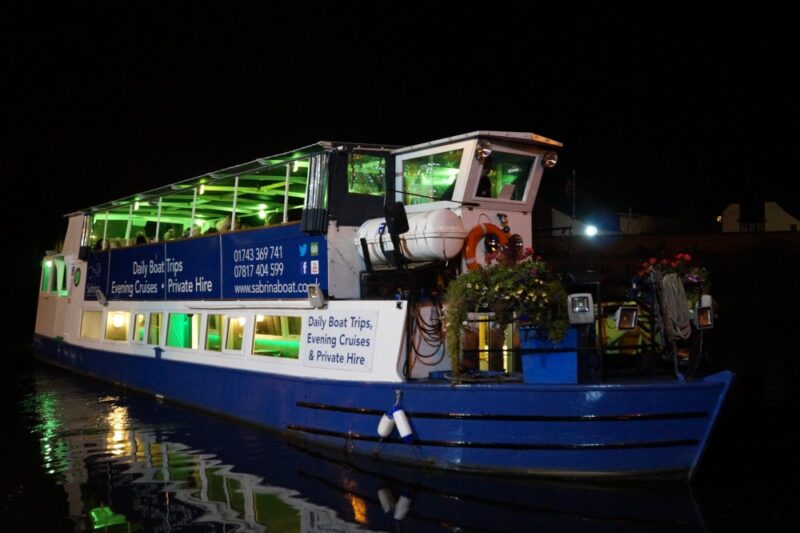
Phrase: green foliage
[{"left": 445, "top": 248, "right": 568, "bottom": 374}]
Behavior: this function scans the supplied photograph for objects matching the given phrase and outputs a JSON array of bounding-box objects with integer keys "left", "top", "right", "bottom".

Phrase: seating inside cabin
[{"left": 88, "top": 156, "right": 312, "bottom": 250}]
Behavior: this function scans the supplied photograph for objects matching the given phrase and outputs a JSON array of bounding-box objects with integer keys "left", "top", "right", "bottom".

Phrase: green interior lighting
[
  {"left": 253, "top": 338, "right": 299, "bottom": 358},
  {"left": 90, "top": 506, "right": 127, "bottom": 529}
]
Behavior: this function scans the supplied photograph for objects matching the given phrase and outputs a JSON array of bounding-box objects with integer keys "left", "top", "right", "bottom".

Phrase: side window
[
  {"left": 40, "top": 260, "right": 54, "bottom": 292},
  {"left": 226, "top": 317, "right": 246, "bottom": 351},
  {"left": 475, "top": 152, "right": 535, "bottom": 201},
  {"left": 206, "top": 314, "right": 223, "bottom": 351},
  {"left": 147, "top": 313, "right": 162, "bottom": 345},
  {"left": 167, "top": 313, "right": 200, "bottom": 349},
  {"left": 252, "top": 315, "right": 301, "bottom": 359},
  {"left": 80, "top": 310, "right": 103, "bottom": 339},
  {"left": 105, "top": 311, "right": 130, "bottom": 341},
  {"left": 133, "top": 314, "right": 147, "bottom": 342}
]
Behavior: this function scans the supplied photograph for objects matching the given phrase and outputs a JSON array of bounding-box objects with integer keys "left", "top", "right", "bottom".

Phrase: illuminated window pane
[
  {"left": 159, "top": 188, "right": 195, "bottom": 240},
  {"left": 147, "top": 313, "right": 162, "bottom": 345},
  {"left": 40, "top": 260, "right": 54, "bottom": 292},
  {"left": 348, "top": 154, "right": 385, "bottom": 196},
  {"left": 234, "top": 159, "right": 309, "bottom": 228},
  {"left": 403, "top": 149, "right": 463, "bottom": 205},
  {"left": 80, "top": 310, "right": 103, "bottom": 339},
  {"left": 252, "top": 315, "right": 301, "bottom": 358},
  {"left": 167, "top": 313, "right": 200, "bottom": 349},
  {"left": 226, "top": 317, "right": 245, "bottom": 351},
  {"left": 206, "top": 314, "right": 223, "bottom": 351},
  {"left": 133, "top": 314, "right": 146, "bottom": 342},
  {"left": 105, "top": 311, "right": 130, "bottom": 341},
  {"left": 475, "top": 152, "right": 534, "bottom": 201}
]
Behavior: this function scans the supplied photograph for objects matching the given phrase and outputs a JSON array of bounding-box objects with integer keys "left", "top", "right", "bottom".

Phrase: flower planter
[{"left": 519, "top": 327, "right": 579, "bottom": 384}]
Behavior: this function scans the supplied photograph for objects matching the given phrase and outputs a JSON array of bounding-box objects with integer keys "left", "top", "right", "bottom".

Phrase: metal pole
[
  {"left": 283, "top": 164, "right": 291, "bottom": 223},
  {"left": 190, "top": 187, "right": 198, "bottom": 235},
  {"left": 231, "top": 176, "right": 239, "bottom": 231},
  {"left": 571, "top": 169, "right": 576, "bottom": 221},
  {"left": 125, "top": 204, "right": 133, "bottom": 243},
  {"left": 154, "top": 197, "right": 162, "bottom": 242}
]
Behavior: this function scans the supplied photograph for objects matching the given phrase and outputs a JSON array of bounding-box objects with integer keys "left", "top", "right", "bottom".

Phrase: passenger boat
[{"left": 34, "top": 130, "right": 732, "bottom": 481}]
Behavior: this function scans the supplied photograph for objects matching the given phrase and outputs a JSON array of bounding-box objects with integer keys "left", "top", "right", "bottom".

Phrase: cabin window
[
  {"left": 147, "top": 313, "right": 162, "bottom": 345},
  {"left": 158, "top": 187, "right": 197, "bottom": 240},
  {"left": 166, "top": 313, "right": 201, "bottom": 349},
  {"left": 206, "top": 314, "right": 223, "bottom": 351},
  {"left": 40, "top": 260, "right": 54, "bottom": 292},
  {"left": 348, "top": 153, "right": 385, "bottom": 196},
  {"left": 41, "top": 257, "right": 68, "bottom": 296},
  {"left": 226, "top": 317, "right": 246, "bottom": 351},
  {"left": 91, "top": 205, "right": 136, "bottom": 249},
  {"left": 475, "top": 152, "right": 535, "bottom": 201},
  {"left": 80, "top": 310, "right": 103, "bottom": 339},
  {"left": 252, "top": 314, "right": 301, "bottom": 358},
  {"left": 402, "top": 148, "right": 463, "bottom": 204},
  {"left": 235, "top": 158, "right": 309, "bottom": 227},
  {"left": 105, "top": 311, "right": 131, "bottom": 341},
  {"left": 133, "top": 313, "right": 147, "bottom": 342}
]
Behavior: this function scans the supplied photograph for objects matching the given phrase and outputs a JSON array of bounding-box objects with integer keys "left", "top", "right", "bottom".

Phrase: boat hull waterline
[{"left": 34, "top": 334, "right": 732, "bottom": 480}]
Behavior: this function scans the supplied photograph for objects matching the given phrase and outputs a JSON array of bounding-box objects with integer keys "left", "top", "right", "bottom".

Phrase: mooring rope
[{"left": 661, "top": 273, "right": 692, "bottom": 340}]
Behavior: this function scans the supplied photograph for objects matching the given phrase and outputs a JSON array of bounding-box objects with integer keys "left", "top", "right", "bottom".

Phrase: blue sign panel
[
  {"left": 84, "top": 225, "right": 323, "bottom": 301},
  {"left": 164, "top": 236, "right": 222, "bottom": 300},
  {"left": 221, "top": 225, "right": 328, "bottom": 299},
  {"left": 106, "top": 244, "right": 167, "bottom": 300},
  {"left": 84, "top": 251, "right": 109, "bottom": 301}
]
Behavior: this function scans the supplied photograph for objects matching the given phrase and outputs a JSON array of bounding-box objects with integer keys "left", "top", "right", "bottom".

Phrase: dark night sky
[{"left": 3, "top": 4, "right": 798, "bottom": 252}]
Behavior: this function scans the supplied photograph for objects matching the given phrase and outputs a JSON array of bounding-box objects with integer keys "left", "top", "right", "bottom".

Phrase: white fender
[
  {"left": 377, "top": 412, "right": 395, "bottom": 438},
  {"left": 393, "top": 495, "right": 412, "bottom": 520},
  {"left": 377, "top": 487, "right": 396, "bottom": 513},
  {"left": 393, "top": 408, "right": 413, "bottom": 443}
]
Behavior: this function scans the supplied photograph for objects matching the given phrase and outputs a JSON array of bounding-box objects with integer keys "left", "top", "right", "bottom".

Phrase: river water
[{"left": 1, "top": 354, "right": 793, "bottom": 532}]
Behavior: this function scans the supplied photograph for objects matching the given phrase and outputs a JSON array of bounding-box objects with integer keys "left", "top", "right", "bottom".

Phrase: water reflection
[{"left": 20, "top": 364, "right": 707, "bottom": 531}]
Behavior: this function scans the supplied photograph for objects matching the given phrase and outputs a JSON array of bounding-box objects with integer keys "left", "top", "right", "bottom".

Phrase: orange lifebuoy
[{"left": 463, "top": 223, "right": 508, "bottom": 270}]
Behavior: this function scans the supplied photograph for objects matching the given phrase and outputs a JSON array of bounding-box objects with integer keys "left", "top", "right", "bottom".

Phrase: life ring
[{"left": 463, "top": 223, "right": 508, "bottom": 270}]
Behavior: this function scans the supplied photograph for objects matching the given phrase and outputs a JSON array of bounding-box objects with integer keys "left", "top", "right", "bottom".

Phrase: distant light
[
  {"left": 293, "top": 160, "right": 299, "bottom": 172},
  {"left": 134, "top": 201, "right": 140, "bottom": 211},
  {"left": 585, "top": 225, "right": 598, "bottom": 237},
  {"left": 716, "top": 215, "right": 722, "bottom": 223},
  {"left": 45, "top": 260, "right": 52, "bottom": 267},
  {"left": 199, "top": 184, "right": 206, "bottom": 195},
  {"left": 237, "top": 317, "right": 246, "bottom": 327}
]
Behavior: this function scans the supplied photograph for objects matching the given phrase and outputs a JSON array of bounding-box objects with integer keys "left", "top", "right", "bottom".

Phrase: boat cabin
[{"left": 35, "top": 131, "right": 575, "bottom": 381}]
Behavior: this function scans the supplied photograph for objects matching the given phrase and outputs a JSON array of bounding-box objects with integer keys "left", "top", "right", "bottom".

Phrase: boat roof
[
  {"left": 390, "top": 130, "right": 563, "bottom": 155},
  {"left": 71, "top": 130, "right": 560, "bottom": 216},
  {"left": 70, "top": 141, "right": 397, "bottom": 216}
]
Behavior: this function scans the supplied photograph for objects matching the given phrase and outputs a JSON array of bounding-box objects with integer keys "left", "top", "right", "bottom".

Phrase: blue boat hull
[{"left": 33, "top": 334, "right": 732, "bottom": 480}]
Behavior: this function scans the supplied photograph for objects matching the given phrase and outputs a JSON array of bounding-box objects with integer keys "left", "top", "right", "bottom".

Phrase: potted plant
[{"left": 444, "top": 246, "right": 568, "bottom": 375}]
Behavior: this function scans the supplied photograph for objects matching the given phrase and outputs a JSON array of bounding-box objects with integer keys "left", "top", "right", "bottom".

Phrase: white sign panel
[{"left": 301, "top": 311, "right": 378, "bottom": 372}]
